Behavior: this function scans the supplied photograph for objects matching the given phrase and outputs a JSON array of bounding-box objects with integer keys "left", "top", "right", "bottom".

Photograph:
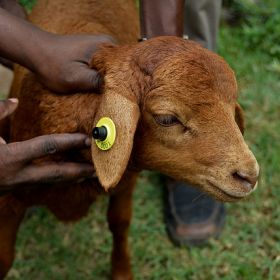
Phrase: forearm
[
  {"left": 0, "top": 0, "right": 27, "bottom": 18},
  {"left": 139, "top": 0, "right": 185, "bottom": 39},
  {"left": 0, "top": 7, "right": 52, "bottom": 71}
]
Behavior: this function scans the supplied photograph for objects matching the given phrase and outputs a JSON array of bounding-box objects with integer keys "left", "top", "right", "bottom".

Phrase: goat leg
[
  {"left": 0, "top": 197, "right": 26, "bottom": 278},
  {"left": 107, "top": 172, "right": 138, "bottom": 280}
]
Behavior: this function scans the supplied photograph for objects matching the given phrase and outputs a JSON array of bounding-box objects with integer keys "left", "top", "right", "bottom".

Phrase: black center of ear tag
[
  {"left": 92, "top": 117, "right": 116, "bottom": 150},
  {"left": 92, "top": 126, "right": 107, "bottom": 141}
]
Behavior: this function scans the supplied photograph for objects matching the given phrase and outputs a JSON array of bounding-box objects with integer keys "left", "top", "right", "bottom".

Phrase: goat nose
[{"left": 232, "top": 171, "right": 258, "bottom": 192}]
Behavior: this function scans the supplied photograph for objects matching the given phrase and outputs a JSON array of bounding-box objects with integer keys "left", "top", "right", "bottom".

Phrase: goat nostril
[{"left": 232, "top": 171, "right": 257, "bottom": 190}]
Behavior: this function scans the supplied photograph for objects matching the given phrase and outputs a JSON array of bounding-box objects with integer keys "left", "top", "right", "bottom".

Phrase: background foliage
[
  {"left": 2, "top": 0, "right": 280, "bottom": 279},
  {"left": 224, "top": 0, "right": 280, "bottom": 60}
]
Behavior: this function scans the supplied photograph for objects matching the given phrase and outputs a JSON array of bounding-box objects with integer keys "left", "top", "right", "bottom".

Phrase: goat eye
[{"left": 153, "top": 114, "right": 180, "bottom": 127}]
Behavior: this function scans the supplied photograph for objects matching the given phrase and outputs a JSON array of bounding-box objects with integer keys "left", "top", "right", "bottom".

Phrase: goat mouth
[{"left": 206, "top": 181, "right": 245, "bottom": 200}]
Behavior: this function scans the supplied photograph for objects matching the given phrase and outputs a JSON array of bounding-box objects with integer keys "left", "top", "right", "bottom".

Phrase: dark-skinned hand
[
  {"left": 0, "top": 6, "right": 115, "bottom": 93},
  {"left": 0, "top": 99, "right": 95, "bottom": 195},
  {"left": 35, "top": 34, "right": 114, "bottom": 93}
]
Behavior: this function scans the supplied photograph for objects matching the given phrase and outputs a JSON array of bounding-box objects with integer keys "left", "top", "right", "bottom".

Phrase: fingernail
[
  {"left": 9, "top": 98, "right": 18, "bottom": 103},
  {"left": 0, "top": 137, "right": 6, "bottom": 144},
  {"left": 85, "top": 137, "right": 91, "bottom": 146}
]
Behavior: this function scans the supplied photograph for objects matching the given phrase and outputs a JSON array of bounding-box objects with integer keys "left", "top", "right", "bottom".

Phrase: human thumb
[
  {"left": 73, "top": 67, "right": 103, "bottom": 93},
  {"left": 0, "top": 98, "right": 18, "bottom": 120}
]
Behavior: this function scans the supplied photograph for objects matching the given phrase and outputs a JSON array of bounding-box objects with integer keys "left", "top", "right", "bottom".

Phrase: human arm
[
  {"left": 0, "top": 6, "right": 114, "bottom": 93},
  {"left": 0, "top": 0, "right": 27, "bottom": 69}
]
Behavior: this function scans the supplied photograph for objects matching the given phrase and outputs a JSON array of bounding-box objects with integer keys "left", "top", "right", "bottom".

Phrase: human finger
[
  {"left": 8, "top": 162, "right": 95, "bottom": 186},
  {"left": 69, "top": 66, "right": 103, "bottom": 93},
  {"left": 7, "top": 133, "right": 91, "bottom": 163},
  {"left": 0, "top": 137, "right": 6, "bottom": 144},
  {"left": 0, "top": 98, "right": 18, "bottom": 120}
]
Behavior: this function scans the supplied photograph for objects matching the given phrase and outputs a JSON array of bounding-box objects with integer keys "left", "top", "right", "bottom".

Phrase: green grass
[
  {"left": 3, "top": 3, "right": 280, "bottom": 280},
  {"left": 18, "top": 0, "right": 37, "bottom": 12}
]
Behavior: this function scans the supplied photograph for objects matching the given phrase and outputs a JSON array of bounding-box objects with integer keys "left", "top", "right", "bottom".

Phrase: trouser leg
[{"left": 184, "top": 0, "right": 222, "bottom": 51}]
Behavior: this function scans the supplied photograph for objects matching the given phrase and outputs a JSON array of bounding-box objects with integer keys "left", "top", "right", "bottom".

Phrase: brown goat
[{"left": 0, "top": 0, "right": 259, "bottom": 279}]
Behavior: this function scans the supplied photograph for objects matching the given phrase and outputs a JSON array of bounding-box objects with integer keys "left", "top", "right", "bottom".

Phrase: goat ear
[
  {"left": 91, "top": 90, "right": 140, "bottom": 191},
  {"left": 235, "top": 103, "right": 245, "bottom": 135}
]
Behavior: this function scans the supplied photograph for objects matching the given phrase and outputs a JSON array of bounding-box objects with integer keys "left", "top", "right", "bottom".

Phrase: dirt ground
[{"left": 0, "top": 65, "right": 13, "bottom": 98}]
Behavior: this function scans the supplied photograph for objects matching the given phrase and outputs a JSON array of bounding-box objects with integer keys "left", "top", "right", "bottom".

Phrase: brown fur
[{"left": 0, "top": 0, "right": 259, "bottom": 279}]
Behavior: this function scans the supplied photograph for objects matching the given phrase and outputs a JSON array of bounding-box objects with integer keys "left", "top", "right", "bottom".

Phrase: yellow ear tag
[{"left": 92, "top": 117, "right": 116, "bottom": 150}]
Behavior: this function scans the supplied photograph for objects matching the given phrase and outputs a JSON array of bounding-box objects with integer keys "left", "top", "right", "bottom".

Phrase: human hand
[
  {"left": 0, "top": 7, "right": 115, "bottom": 92},
  {"left": 0, "top": 99, "right": 94, "bottom": 195},
  {"left": 34, "top": 34, "right": 115, "bottom": 93}
]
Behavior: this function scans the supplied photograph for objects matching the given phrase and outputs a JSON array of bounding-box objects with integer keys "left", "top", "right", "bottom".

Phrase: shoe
[{"left": 165, "top": 180, "right": 226, "bottom": 246}]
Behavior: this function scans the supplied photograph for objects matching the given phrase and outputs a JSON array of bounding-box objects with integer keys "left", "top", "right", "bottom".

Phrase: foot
[{"left": 165, "top": 180, "right": 226, "bottom": 246}]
